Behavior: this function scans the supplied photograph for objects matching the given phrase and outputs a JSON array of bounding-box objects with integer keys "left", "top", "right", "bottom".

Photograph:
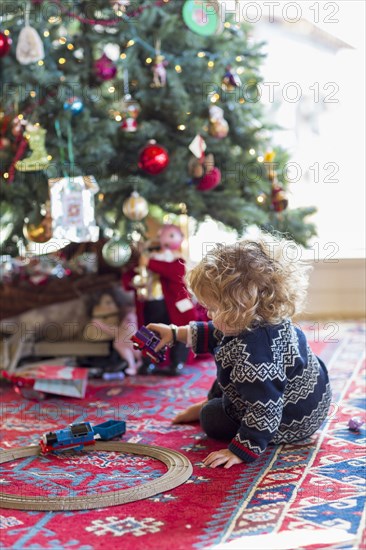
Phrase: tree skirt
[{"left": 0, "top": 322, "right": 365, "bottom": 550}]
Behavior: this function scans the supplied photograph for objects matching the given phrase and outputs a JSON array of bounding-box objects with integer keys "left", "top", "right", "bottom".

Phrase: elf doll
[{"left": 122, "top": 224, "right": 198, "bottom": 375}]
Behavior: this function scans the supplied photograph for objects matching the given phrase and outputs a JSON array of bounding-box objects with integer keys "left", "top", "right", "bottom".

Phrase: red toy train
[{"left": 131, "top": 326, "right": 166, "bottom": 363}]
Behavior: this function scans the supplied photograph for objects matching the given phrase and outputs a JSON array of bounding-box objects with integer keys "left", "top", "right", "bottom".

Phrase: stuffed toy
[{"left": 122, "top": 225, "right": 198, "bottom": 375}]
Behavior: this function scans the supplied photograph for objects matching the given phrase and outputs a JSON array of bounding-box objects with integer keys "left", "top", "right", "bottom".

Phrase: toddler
[{"left": 148, "top": 233, "right": 332, "bottom": 469}]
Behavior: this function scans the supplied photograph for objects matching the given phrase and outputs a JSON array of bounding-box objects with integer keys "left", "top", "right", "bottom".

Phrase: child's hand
[
  {"left": 172, "top": 400, "right": 207, "bottom": 424},
  {"left": 146, "top": 323, "right": 173, "bottom": 352},
  {"left": 203, "top": 449, "right": 243, "bottom": 469}
]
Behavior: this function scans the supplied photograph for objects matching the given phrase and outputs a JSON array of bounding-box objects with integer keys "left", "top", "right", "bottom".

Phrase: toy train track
[{"left": 0, "top": 442, "right": 193, "bottom": 511}]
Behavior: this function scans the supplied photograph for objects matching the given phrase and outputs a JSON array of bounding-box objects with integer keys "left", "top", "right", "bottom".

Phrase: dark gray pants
[
  {"left": 200, "top": 398, "right": 240, "bottom": 441},
  {"left": 144, "top": 299, "right": 189, "bottom": 366}
]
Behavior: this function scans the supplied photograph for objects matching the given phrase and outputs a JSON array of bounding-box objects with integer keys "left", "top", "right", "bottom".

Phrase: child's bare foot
[{"left": 172, "top": 400, "right": 207, "bottom": 424}]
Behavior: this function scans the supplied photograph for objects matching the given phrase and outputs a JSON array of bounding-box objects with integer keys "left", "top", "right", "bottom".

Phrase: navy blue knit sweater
[{"left": 190, "top": 320, "right": 332, "bottom": 463}]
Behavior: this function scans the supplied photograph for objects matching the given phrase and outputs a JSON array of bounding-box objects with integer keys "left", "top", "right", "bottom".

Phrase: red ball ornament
[
  {"left": 0, "top": 32, "right": 12, "bottom": 57},
  {"left": 196, "top": 167, "right": 221, "bottom": 191},
  {"left": 138, "top": 140, "right": 169, "bottom": 175},
  {"left": 94, "top": 53, "right": 117, "bottom": 81}
]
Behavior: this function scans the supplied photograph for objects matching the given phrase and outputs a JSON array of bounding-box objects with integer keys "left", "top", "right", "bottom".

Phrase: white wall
[
  {"left": 300, "top": 259, "right": 366, "bottom": 319},
  {"left": 247, "top": 1, "right": 366, "bottom": 259}
]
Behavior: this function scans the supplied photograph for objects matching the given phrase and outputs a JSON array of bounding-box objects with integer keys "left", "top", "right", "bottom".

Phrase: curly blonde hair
[{"left": 186, "top": 232, "right": 312, "bottom": 332}]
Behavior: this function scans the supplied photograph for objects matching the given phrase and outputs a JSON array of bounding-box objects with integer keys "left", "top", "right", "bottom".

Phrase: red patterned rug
[{"left": 0, "top": 322, "right": 365, "bottom": 550}]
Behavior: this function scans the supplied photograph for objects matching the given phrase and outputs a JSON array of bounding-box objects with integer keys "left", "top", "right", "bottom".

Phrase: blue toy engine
[
  {"left": 40, "top": 422, "right": 95, "bottom": 454},
  {"left": 40, "top": 420, "right": 127, "bottom": 454}
]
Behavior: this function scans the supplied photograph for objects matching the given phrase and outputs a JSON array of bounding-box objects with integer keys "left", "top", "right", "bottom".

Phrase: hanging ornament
[
  {"left": 94, "top": 53, "right": 117, "bottom": 81},
  {"left": 117, "top": 69, "right": 140, "bottom": 132},
  {"left": 102, "top": 236, "right": 132, "bottom": 267},
  {"left": 151, "top": 39, "right": 168, "bottom": 88},
  {"left": 138, "top": 140, "right": 169, "bottom": 175},
  {"left": 188, "top": 156, "right": 204, "bottom": 180},
  {"left": 122, "top": 191, "right": 149, "bottom": 221},
  {"left": 264, "top": 150, "right": 277, "bottom": 181},
  {"left": 188, "top": 153, "right": 221, "bottom": 192},
  {"left": 0, "top": 32, "right": 12, "bottom": 57},
  {"left": 182, "top": 0, "right": 220, "bottom": 36},
  {"left": 187, "top": 135, "right": 220, "bottom": 191},
  {"left": 271, "top": 184, "right": 288, "bottom": 212},
  {"left": 120, "top": 94, "right": 141, "bottom": 132},
  {"left": 63, "top": 96, "right": 84, "bottom": 115},
  {"left": 15, "top": 123, "right": 50, "bottom": 172},
  {"left": 110, "top": 0, "right": 130, "bottom": 12},
  {"left": 196, "top": 171, "right": 222, "bottom": 192},
  {"left": 189, "top": 134, "right": 206, "bottom": 160},
  {"left": 103, "top": 43, "right": 120, "bottom": 62},
  {"left": 208, "top": 106, "right": 229, "bottom": 139},
  {"left": 16, "top": 24, "right": 44, "bottom": 64},
  {"left": 23, "top": 219, "right": 51, "bottom": 243},
  {"left": 23, "top": 203, "right": 52, "bottom": 243},
  {"left": 48, "top": 175, "right": 100, "bottom": 242},
  {"left": 221, "top": 65, "right": 242, "bottom": 92},
  {"left": 264, "top": 151, "right": 276, "bottom": 163}
]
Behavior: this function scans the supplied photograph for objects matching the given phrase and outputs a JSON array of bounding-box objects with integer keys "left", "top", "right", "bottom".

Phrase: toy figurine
[
  {"left": 84, "top": 287, "right": 142, "bottom": 375},
  {"left": 221, "top": 64, "right": 242, "bottom": 92},
  {"left": 152, "top": 54, "right": 168, "bottom": 88}
]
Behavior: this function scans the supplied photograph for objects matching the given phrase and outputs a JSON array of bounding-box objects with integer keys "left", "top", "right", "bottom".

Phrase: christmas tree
[{"left": 0, "top": 0, "right": 317, "bottom": 259}]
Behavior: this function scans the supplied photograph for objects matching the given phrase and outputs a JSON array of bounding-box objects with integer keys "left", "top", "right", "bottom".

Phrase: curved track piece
[{"left": 0, "top": 442, "right": 193, "bottom": 511}]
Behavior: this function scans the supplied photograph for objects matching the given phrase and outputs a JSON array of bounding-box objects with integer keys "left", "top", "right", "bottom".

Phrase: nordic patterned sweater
[{"left": 190, "top": 319, "right": 332, "bottom": 463}]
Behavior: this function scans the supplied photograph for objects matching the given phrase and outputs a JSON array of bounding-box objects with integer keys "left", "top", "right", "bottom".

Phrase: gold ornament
[
  {"left": 132, "top": 266, "right": 149, "bottom": 300},
  {"left": 132, "top": 266, "right": 163, "bottom": 301},
  {"left": 122, "top": 191, "right": 149, "bottom": 221},
  {"left": 264, "top": 151, "right": 276, "bottom": 163},
  {"left": 23, "top": 208, "right": 52, "bottom": 243},
  {"left": 208, "top": 106, "right": 229, "bottom": 139},
  {"left": 264, "top": 150, "right": 277, "bottom": 181}
]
